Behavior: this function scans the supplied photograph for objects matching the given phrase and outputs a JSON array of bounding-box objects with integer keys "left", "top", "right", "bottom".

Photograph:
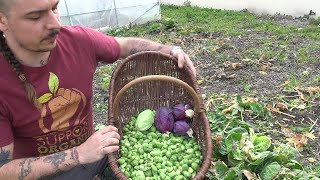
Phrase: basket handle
[{"left": 111, "top": 75, "right": 201, "bottom": 123}]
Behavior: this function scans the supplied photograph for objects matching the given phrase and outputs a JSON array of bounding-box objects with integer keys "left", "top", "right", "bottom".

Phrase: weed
[
  {"left": 297, "top": 48, "right": 309, "bottom": 63},
  {"left": 183, "top": 0, "right": 191, "bottom": 7},
  {"left": 162, "top": 18, "right": 176, "bottom": 30},
  {"left": 95, "top": 65, "right": 114, "bottom": 90},
  {"left": 283, "top": 75, "right": 300, "bottom": 92},
  {"left": 309, "top": 17, "right": 320, "bottom": 26},
  {"left": 94, "top": 103, "right": 107, "bottom": 113},
  {"left": 243, "top": 84, "right": 252, "bottom": 93},
  {"left": 314, "top": 75, "right": 320, "bottom": 83}
]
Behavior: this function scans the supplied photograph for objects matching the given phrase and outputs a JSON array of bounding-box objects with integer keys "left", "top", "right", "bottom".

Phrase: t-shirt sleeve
[
  {"left": 0, "top": 103, "right": 13, "bottom": 147},
  {"left": 79, "top": 26, "right": 121, "bottom": 63}
]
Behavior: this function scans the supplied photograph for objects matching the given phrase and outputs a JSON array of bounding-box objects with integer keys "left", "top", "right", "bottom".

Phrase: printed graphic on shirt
[{"left": 34, "top": 72, "right": 91, "bottom": 155}]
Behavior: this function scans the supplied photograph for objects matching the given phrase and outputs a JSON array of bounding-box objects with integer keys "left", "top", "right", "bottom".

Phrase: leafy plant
[
  {"left": 283, "top": 75, "right": 300, "bottom": 92},
  {"left": 231, "top": 96, "right": 271, "bottom": 120},
  {"left": 314, "top": 74, "right": 320, "bottom": 83},
  {"left": 207, "top": 96, "right": 319, "bottom": 179},
  {"left": 243, "top": 84, "right": 252, "bottom": 93},
  {"left": 162, "top": 18, "right": 176, "bottom": 30},
  {"left": 309, "top": 17, "right": 320, "bottom": 26},
  {"left": 94, "top": 103, "right": 107, "bottom": 113},
  {"left": 96, "top": 65, "right": 114, "bottom": 90},
  {"left": 297, "top": 48, "right": 309, "bottom": 63},
  {"left": 209, "top": 123, "right": 319, "bottom": 179}
]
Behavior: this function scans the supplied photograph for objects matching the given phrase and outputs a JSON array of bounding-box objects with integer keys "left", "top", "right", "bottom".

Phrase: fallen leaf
[
  {"left": 223, "top": 61, "right": 243, "bottom": 69},
  {"left": 213, "top": 134, "right": 223, "bottom": 145},
  {"left": 260, "top": 65, "right": 270, "bottom": 71},
  {"left": 287, "top": 134, "right": 308, "bottom": 151},
  {"left": 243, "top": 97, "right": 258, "bottom": 103},
  {"left": 243, "top": 170, "right": 258, "bottom": 180},
  {"left": 258, "top": 54, "right": 267, "bottom": 62},
  {"left": 306, "top": 86, "right": 320, "bottom": 96},
  {"left": 217, "top": 39, "right": 225, "bottom": 46},
  {"left": 303, "top": 131, "right": 316, "bottom": 140},
  {"left": 296, "top": 86, "right": 320, "bottom": 96},
  {"left": 227, "top": 74, "right": 237, "bottom": 79},
  {"left": 275, "top": 102, "right": 288, "bottom": 111},
  {"left": 281, "top": 127, "right": 295, "bottom": 138},
  {"left": 295, "top": 104, "right": 306, "bottom": 110},
  {"left": 231, "top": 62, "right": 243, "bottom": 69},
  {"left": 259, "top": 71, "right": 268, "bottom": 75},
  {"left": 197, "top": 79, "right": 204, "bottom": 85},
  {"left": 277, "top": 81, "right": 290, "bottom": 87},
  {"left": 242, "top": 58, "right": 255, "bottom": 64},
  {"left": 296, "top": 89, "right": 307, "bottom": 102},
  {"left": 222, "top": 104, "right": 235, "bottom": 114},
  {"left": 267, "top": 104, "right": 296, "bottom": 118},
  {"left": 307, "top": 157, "right": 316, "bottom": 163}
]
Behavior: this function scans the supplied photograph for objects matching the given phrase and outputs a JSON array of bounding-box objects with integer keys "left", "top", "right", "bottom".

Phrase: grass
[
  {"left": 96, "top": 4, "right": 320, "bottom": 179},
  {"left": 107, "top": 4, "right": 319, "bottom": 65},
  {"left": 109, "top": 5, "right": 320, "bottom": 41}
]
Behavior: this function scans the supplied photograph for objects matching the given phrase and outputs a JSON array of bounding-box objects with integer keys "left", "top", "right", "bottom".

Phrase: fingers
[
  {"left": 102, "top": 145, "right": 119, "bottom": 154},
  {"left": 100, "top": 128, "right": 120, "bottom": 152},
  {"left": 99, "top": 125, "right": 118, "bottom": 134},
  {"left": 177, "top": 52, "right": 185, "bottom": 68},
  {"left": 183, "top": 54, "right": 197, "bottom": 77},
  {"left": 176, "top": 51, "right": 197, "bottom": 77},
  {"left": 100, "top": 133, "right": 120, "bottom": 154},
  {"left": 102, "top": 136, "right": 120, "bottom": 146},
  {"left": 100, "top": 130, "right": 120, "bottom": 153},
  {"left": 101, "top": 131, "right": 121, "bottom": 144}
]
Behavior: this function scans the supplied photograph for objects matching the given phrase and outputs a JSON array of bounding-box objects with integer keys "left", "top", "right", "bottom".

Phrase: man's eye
[
  {"left": 28, "top": 16, "right": 40, "bottom": 20},
  {"left": 52, "top": 6, "right": 58, "bottom": 12}
]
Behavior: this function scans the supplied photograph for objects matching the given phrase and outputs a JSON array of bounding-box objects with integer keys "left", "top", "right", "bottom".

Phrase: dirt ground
[{"left": 93, "top": 14, "right": 320, "bottom": 167}]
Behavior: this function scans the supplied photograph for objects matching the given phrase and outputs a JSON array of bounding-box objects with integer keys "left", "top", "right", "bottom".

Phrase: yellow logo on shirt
[{"left": 35, "top": 72, "right": 90, "bottom": 155}]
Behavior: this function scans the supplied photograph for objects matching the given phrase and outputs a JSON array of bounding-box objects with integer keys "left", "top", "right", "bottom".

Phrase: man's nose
[{"left": 46, "top": 10, "right": 61, "bottom": 30}]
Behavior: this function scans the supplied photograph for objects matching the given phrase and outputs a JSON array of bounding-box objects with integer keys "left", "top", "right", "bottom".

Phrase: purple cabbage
[
  {"left": 172, "top": 103, "right": 194, "bottom": 121},
  {"left": 173, "top": 120, "right": 191, "bottom": 136},
  {"left": 154, "top": 107, "right": 174, "bottom": 133}
]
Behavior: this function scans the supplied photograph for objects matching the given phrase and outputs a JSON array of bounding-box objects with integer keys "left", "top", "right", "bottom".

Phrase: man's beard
[{"left": 22, "top": 29, "right": 60, "bottom": 52}]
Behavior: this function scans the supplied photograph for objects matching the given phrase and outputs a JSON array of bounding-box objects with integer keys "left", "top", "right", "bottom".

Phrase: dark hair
[{"left": 0, "top": 31, "right": 40, "bottom": 108}]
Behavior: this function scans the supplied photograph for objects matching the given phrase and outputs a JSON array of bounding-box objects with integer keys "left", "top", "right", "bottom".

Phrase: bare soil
[{"left": 93, "top": 14, "right": 320, "bottom": 167}]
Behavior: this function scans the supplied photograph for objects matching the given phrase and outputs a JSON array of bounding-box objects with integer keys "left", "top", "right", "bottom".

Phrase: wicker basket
[{"left": 107, "top": 51, "right": 213, "bottom": 180}]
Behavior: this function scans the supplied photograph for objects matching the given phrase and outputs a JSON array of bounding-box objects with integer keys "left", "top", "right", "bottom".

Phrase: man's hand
[
  {"left": 170, "top": 46, "right": 197, "bottom": 77},
  {"left": 115, "top": 37, "right": 197, "bottom": 77},
  {"left": 76, "top": 126, "right": 120, "bottom": 164}
]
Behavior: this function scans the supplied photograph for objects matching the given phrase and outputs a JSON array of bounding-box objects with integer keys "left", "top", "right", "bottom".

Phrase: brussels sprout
[
  {"left": 135, "top": 109, "right": 155, "bottom": 131},
  {"left": 155, "top": 107, "right": 174, "bottom": 133}
]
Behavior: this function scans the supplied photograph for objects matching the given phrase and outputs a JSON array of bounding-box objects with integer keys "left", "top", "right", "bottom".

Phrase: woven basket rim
[{"left": 107, "top": 51, "right": 213, "bottom": 180}]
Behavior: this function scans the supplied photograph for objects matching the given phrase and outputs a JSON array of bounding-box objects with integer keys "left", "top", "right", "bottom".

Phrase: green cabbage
[{"left": 135, "top": 109, "right": 155, "bottom": 131}]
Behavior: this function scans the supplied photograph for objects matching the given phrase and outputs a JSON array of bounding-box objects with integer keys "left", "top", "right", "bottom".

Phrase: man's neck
[{"left": 15, "top": 51, "right": 51, "bottom": 67}]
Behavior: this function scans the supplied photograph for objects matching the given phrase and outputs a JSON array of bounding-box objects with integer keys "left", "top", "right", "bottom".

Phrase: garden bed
[{"left": 93, "top": 4, "right": 320, "bottom": 179}]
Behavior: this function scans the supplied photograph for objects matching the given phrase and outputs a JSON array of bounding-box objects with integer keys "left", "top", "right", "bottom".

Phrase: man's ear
[{"left": 0, "top": 12, "right": 8, "bottom": 32}]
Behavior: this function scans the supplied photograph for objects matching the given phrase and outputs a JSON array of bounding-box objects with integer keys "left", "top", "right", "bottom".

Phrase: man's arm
[
  {"left": 0, "top": 143, "right": 80, "bottom": 179},
  {"left": 115, "top": 37, "right": 197, "bottom": 76},
  {"left": 0, "top": 125, "right": 120, "bottom": 179},
  {"left": 115, "top": 37, "right": 171, "bottom": 58}
]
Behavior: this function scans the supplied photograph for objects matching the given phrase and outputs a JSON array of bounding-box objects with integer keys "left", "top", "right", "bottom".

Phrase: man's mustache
[{"left": 44, "top": 29, "right": 60, "bottom": 40}]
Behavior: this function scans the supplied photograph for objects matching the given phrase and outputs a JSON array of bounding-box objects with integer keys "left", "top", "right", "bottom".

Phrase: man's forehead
[
  {"left": 10, "top": 0, "right": 59, "bottom": 10},
  {"left": 8, "top": 0, "right": 59, "bottom": 14}
]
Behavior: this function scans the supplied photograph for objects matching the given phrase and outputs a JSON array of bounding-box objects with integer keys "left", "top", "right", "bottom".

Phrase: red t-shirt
[{"left": 0, "top": 26, "right": 120, "bottom": 159}]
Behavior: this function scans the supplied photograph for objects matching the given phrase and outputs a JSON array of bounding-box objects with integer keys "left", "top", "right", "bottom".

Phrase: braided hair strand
[{"left": 0, "top": 31, "right": 40, "bottom": 108}]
